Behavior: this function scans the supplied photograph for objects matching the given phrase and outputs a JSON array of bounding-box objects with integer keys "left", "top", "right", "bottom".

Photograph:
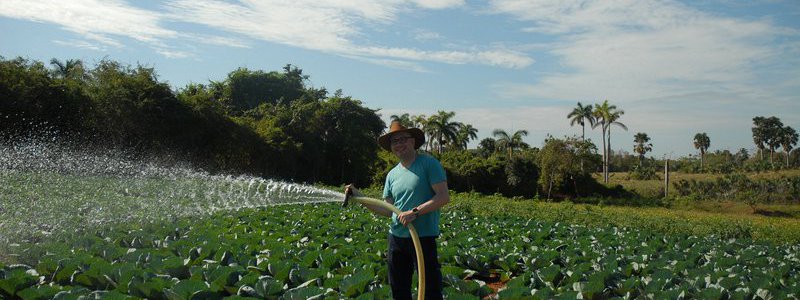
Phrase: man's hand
[
  {"left": 344, "top": 184, "right": 363, "bottom": 197},
  {"left": 397, "top": 210, "right": 418, "bottom": 226}
]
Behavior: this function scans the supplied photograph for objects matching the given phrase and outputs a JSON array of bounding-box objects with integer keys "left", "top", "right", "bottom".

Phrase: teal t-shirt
[{"left": 382, "top": 154, "right": 447, "bottom": 238}]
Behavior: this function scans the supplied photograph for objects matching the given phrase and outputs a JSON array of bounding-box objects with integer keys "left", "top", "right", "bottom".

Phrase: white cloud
[
  {"left": 53, "top": 39, "right": 105, "bottom": 51},
  {"left": 183, "top": 34, "right": 251, "bottom": 49},
  {"left": 0, "top": 0, "right": 533, "bottom": 68},
  {"left": 165, "top": 0, "right": 533, "bottom": 69},
  {"left": 155, "top": 48, "right": 192, "bottom": 59},
  {"left": 0, "top": 0, "right": 176, "bottom": 46},
  {"left": 413, "top": 29, "right": 442, "bottom": 41},
  {"left": 411, "top": 0, "right": 465, "bottom": 9},
  {"left": 342, "top": 55, "right": 431, "bottom": 73}
]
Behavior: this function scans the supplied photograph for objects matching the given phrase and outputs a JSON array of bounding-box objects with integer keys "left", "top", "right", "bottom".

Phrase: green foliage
[
  {"left": 438, "top": 150, "right": 540, "bottom": 197},
  {"left": 0, "top": 57, "right": 92, "bottom": 135},
  {"left": 628, "top": 164, "right": 660, "bottom": 180},
  {"left": 1, "top": 56, "right": 384, "bottom": 185},
  {"left": 671, "top": 173, "right": 800, "bottom": 209},
  {"left": 537, "top": 136, "right": 598, "bottom": 198},
  {"left": 222, "top": 65, "right": 309, "bottom": 113},
  {"left": 5, "top": 199, "right": 800, "bottom": 299}
]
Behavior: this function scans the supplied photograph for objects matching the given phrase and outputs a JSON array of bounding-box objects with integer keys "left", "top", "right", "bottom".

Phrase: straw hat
[{"left": 378, "top": 120, "right": 425, "bottom": 151}]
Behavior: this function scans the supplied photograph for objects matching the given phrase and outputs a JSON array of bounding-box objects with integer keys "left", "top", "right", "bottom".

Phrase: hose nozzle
[{"left": 343, "top": 188, "right": 353, "bottom": 207}]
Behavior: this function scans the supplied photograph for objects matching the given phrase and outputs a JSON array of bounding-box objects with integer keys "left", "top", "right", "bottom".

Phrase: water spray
[{"left": 343, "top": 189, "right": 426, "bottom": 300}]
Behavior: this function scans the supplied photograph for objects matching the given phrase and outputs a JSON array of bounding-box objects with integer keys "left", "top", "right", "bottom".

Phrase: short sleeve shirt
[{"left": 382, "top": 154, "right": 447, "bottom": 238}]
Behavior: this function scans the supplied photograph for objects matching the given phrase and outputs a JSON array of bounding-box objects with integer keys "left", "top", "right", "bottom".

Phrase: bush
[{"left": 628, "top": 164, "right": 660, "bottom": 180}]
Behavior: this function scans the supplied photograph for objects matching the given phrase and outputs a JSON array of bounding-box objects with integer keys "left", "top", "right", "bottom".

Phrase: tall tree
[
  {"left": 390, "top": 113, "right": 413, "bottom": 128},
  {"left": 454, "top": 123, "right": 478, "bottom": 150},
  {"left": 606, "top": 110, "right": 627, "bottom": 173},
  {"left": 567, "top": 102, "right": 595, "bottom": 141},
  {"left": 592, "top": 100, "right": 625, "bottom": 183},
  {"left": 752, "top": 116, "right": 767, "bottom": 160},
  {"left": 477, "top": 137, "right": 497, "bottom": 157},
  {"left": 693, "top": 132, "right": 711, "bottom": 171},
  {"left": 633, "top": 132, "right": 653, "bottom": 166},
  {"left": 426, "top": 111, "right": 460, "bottom": 154},
  {"left": 780, "top": 126, "right": 798, "bottom": 167},
  {"left": 763, "top": 117, "right": 784, "bottom": 164},
  {"left": 49, "top": 58, "right": 84, "bottom": 79},
  {"left": 493, "top": 129, "right": 529, "bottom": 159}
]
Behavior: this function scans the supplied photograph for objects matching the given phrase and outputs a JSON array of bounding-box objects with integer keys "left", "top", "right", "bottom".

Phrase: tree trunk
[
  {"left": 700, "top": 151, "right": 704, "bottom": 171},
  {"left": 573, "top": 176, "right": 579, "bottom": 197},
  {"left": 664, "top": 159, "right": 669, "bottom": 198},
  {"left": 581, "top": 124, "right": 585, "bottom": 142},
  {"left": 606, "top": 126, "right": 612, "bottom": 183},
  {"left": 601, "top": 126, "right": 608, "bottom": 183},
  {"left": 787, "top": 151, "right": 791, "bottom": 167},
  {"left": 548, "top": 178, "right": 553, "bottom": 199},
  {"left": 580, "top": 125, "right": 585, "bottom": 172},
  {"left": 770, "top": 147, "right": 774, "bottom": 164}
]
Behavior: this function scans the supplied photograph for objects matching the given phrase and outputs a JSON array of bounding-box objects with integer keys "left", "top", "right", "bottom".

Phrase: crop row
[{"left": 2, "top": 203, "right": 800, "bottom": 299}]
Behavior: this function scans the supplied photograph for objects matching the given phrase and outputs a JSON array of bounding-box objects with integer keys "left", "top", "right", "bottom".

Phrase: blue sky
[{"left": 1, "top": 0, "right": 798, "bottom": 157}]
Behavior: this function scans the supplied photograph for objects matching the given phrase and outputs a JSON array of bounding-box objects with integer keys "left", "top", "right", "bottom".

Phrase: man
[{"left": 346, "top": 120, "right": 449, "bottom": 300}]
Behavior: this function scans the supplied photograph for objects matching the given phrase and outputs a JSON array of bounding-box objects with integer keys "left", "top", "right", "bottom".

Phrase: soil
[{"left": 467, "top": 271, "right": 508, "bottom": 299}]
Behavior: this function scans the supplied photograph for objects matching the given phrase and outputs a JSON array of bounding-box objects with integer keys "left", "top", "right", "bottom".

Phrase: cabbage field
[
  {"left": 2, "top": 200, "right": 800, "bottom": 299},
  {"left": 1, "top": 142, "right": 799, "bottom": 299}
]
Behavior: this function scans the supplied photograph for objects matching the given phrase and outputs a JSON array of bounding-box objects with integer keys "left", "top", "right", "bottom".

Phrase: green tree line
[
  {"left": 3, "top": 56, "right": 796, "bottom": 201},
  {"left": 0, "top": 57, "right": 383, "bottom": 186}
]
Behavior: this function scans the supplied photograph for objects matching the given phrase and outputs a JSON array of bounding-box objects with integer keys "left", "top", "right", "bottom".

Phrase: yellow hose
[{"left": 350, "top": 196, "right": 426, "bottom": 300}]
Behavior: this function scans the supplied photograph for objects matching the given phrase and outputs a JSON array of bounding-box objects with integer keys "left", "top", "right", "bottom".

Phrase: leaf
[
  {"left": 537, "top": 265, "right": 562, "bottom": 287},
  {"left": 506, "top": 273, "right": 533, "bottom": 289},
  {"left": 279, "top": 286, "right": 325, "bottom": 300},
  {"left": 339, "top": 270, "right": 373, "bottom": 298},
  {"left": 254, "top": 276, "right": 284, "bottom": 299},
  {"left": 498, "top": 286, "right": 533, "bottom": 299},
  {"left": 51, "top": 287, "right": 91, "bottom": 300},
  {"left": 268, "top": 261, "right": 293, "bottom": 283},
  {"left": 163, "top": 279, "right": 209, "bottom": 300},
  {"left": 0, "top": 266, "right": 39, "bottom": 297},
  {"left": 127, "top": 274, "right": 174, "bottom": 299},
  {"left": 17, "top": 285, "right": 65, "bottom": 300}
]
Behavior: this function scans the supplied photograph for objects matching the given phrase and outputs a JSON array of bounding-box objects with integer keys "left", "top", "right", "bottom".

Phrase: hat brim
[{"left": 378, "top": 128, "right": 425, "bottom": 151}]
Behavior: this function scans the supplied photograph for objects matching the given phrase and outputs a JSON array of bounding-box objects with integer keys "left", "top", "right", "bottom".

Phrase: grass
[
  {"left": 590, "top": 169, "right": 800, "bottom": 216},
  {"left": 446, "top": 192, "right": 800, "bottom": 244},
  {"left": 596, "top": 169, "right": 800, "bottom": 197},
  {"left": 351, "top": 185, "right": 800, "bottom": 244}
]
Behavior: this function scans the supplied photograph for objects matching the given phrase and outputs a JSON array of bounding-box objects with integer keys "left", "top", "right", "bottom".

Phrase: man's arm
[{"left": 397, "top": 181, "right": 449, "bottom": 226}]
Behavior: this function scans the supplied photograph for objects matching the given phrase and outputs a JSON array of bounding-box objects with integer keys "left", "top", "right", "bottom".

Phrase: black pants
[{"left": 387, "top": 234, "right": 443, "bottom": 300}]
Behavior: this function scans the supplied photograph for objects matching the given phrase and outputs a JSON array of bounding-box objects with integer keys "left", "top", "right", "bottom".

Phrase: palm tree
[
  {"left": 390, "top": 113, "right": 413, "bottom": 128},
  {"left": 606, "top": 110, "right": 627, "bottom": 174},
  {"left": 426, "top": 111, "right": 460, "bottom": 154},
  {"left": 454, "top": 124, "right": 478, "bottom": 150},
  {"left": 764, "top": 117, "right": 784, "bottom": 164},
  {"left": 780, "top": 126, "right": 798, "bottom": 167},
  {"left": 693, "top": 133, "right": 711, "bottom": 171},
  {"left": 411, "top": 114, "right": 428, "bottom": 129},
  {"left": 408, "top": 114, "right": 431, "bottom": 151},
  {"left": 592, "top": 100, "right": 625, "bottom": 183},
  {"left": 493, "top": 129, "right": 529, "bottom": 159},
  {"left": 567, "top": 102, "right": 595, "bottom": 141},
  {"left": 633, "top": 132, "right": 652, "bottom": 166},
  {"left": 752, "top": 116, "right": 767, "bottom": 161},
  {"left": 49, "top": 58, "right": 84, "bottom": 79}
]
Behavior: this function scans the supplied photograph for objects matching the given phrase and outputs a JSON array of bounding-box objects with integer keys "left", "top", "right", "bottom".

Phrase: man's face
[{"left": 389, "top": 133, "right": 414, "bottom": 157}]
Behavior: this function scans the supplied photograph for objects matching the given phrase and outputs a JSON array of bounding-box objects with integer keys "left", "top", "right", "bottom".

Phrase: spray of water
[{"left": 0, "top": 137, "right": 346, "bottom": 250}]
